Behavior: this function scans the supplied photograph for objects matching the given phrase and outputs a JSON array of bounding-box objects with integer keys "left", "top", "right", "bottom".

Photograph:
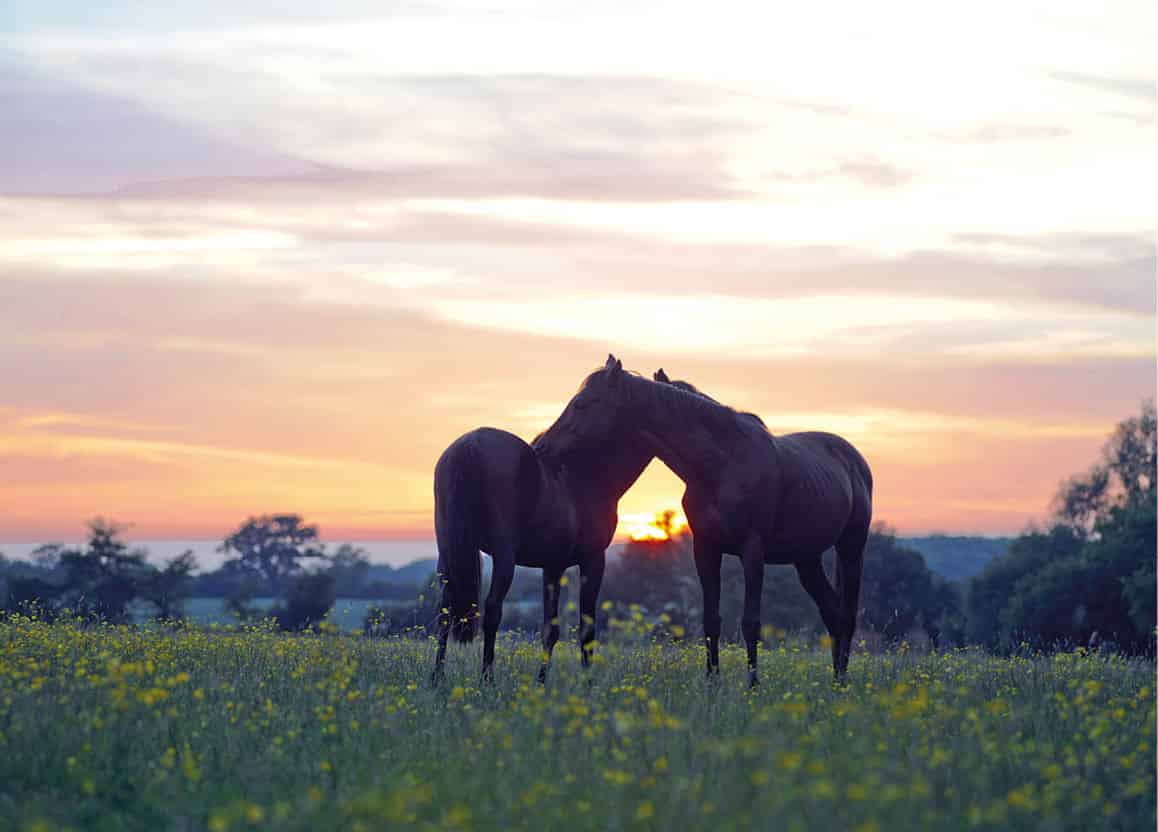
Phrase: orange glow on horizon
[{"left": 619, "top": 510, "right": 690, "bottom": 542}]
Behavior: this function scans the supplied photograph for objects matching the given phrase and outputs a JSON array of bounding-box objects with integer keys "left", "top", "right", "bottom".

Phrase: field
[
  {"left": 175, "top": 599, "right": 387, "bottom": 632},
  {"left": 1, "top": 618, "right": 1153, "bottom": 831}
]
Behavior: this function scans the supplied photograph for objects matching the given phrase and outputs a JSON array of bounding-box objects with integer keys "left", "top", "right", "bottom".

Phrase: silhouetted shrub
[{"left": 275, "top": 572, "right": 336, "bottom": 631}]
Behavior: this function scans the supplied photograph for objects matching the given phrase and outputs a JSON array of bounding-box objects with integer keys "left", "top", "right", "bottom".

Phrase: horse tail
[
  {"left": 835, "top": 443, "right": 873, "bottom": 676},
  {"left": 434, "top": 438, "right": 484, "bottom": 643}
]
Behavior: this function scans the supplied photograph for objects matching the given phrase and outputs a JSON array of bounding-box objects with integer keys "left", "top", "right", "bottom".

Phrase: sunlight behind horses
[{"left": 618, "top": 510, "right": 690, "bottom": 542}]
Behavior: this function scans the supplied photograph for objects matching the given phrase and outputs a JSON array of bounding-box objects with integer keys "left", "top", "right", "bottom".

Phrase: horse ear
[
  {"left": 605, "top": 354, "right": 623, "bottom": 377},
  {"left": 654, "top": 368, "right": 670, "bottom": 383}
]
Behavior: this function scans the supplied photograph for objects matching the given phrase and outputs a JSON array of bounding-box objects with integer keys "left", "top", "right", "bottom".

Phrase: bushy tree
[
  {"left": 857, "top": 526, "right": 941, "bottom": 643},
  {"left": 968, "top": 401, "right": 1156, "bottom": 653},
  {"left": 140, "top": 551, "right": 198, "bottom": 621},
  {"left": 328, "top": 544, "right": 371, "bottom": 596},
  {"left": 275, "top": 572, "right": 336, "bottom": 632},
  {"left": 220, "top": 514, "right": 327, "bottom": 598},
  {"left": 966, "top": 525, "right": 1083, "bottom": 649},
  {"left": 58, "top": 519, "right": 151, "bottom": 624},
  {"left": 1054, "top": 399, "right": 1155, "bottom": 537}
]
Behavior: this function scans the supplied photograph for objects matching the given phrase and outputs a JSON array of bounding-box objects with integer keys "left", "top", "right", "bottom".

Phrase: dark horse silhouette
[
  {"left": 545, "top": 364, "right": 873, "bottom": 684},
  {"left": 432, "top": 355, "right": 653, "bottom": 682}
]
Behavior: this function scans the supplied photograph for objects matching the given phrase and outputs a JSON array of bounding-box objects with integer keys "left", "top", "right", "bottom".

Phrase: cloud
[
  {"left": 0, "top": 273, "right": 1150, "bottom": 538},
  {"left": 2, "top": 3, "right": 1154, "bottom": 537},
  {"left": 762, "top": 159, "right": 912, "bottom": 188},
  {"left": 0, "top": 66, "right": 314, "bottom": 194},
  {"left": 423, "top": 290, "right": 1154, "bottom": 362},
  {"left": 950, "top": 124, "right": 1072, "bottom": 142},
  {"left": 2, "top": 189, "right": 1151, "bottom": 319},
  {"left": 3, "top": 57, "right": 755, "bottom": 200},
  {"left": 1048, "top": 71, "right": 1156, "bottom": 103}
]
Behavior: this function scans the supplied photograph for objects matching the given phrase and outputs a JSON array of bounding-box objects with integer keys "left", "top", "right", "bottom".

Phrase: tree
[
  {"left": 1054, "top": 399, "right": 1155, "bottom": 537},
  {"left": 275, "top": 572, "right": 336, "bottom": 632},
  {"left": 857, "top": 526, "right": 937, "bottom": 643},
  {"left": 995, "top": 501, "right": 1155, "bottom": 653},
  {"left": 219, "top": 514, "right": 327, "bottom": 599},
  {"left": 970, "top": 401, "right": 1157, "bottom": 653},
  {"left": 1103, "top": 399, "right": 1156, "bottom": 503},
  {"left": 58, "top": 518, "right": 150, "bottom": 624},
  {"left": 923, "top": 575, "right": 966, "bottom": 648},
  {"left": 140, "top": 551, "right": 198, "bottom": 621},
  {"left": 31, "top": 544, "right": 65, "bottom": 570},
  {"left": 328, "top": 544, "right": 371, "bottom": 596},
  {"left": 966, "top": 525, "right": 1083, "bottom": 649}
]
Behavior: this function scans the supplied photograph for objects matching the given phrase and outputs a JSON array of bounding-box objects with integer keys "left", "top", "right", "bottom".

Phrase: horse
[
  {"left": 542, "top": 363, "right": 873, "bottom": 684},
  {"left": 432, "top": 355, "right": 654, "bottom": 683}
]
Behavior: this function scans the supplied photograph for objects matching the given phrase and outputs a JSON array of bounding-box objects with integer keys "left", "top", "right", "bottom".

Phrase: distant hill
[
  {"left": 900, "top": 536, "right": 1012, "bottom": 581},
  {"left": 373, "top": 536, "right": 1010, "bottom": 589},
  {"left": 366, "top": 560, "right": 437, "bottom": 587}
]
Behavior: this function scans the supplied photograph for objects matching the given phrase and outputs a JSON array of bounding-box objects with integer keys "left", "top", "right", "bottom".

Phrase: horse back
[
  {"left": 779, "top": 431, "right": 872, "bottom": 498},
  {"left": 761, "top": 431, "right": 873, "bottom": 558}
]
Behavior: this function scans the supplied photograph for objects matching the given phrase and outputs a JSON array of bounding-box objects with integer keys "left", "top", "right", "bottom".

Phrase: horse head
[{"left": 535, "top": 354, "right": 632, "bottom": 457}]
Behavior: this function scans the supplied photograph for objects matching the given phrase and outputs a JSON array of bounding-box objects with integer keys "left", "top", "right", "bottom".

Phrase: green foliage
[
  {"left": 969, "top": 400, "right": 1157, "bottom": 654},
  {"left": 56, "top": 518, "right": 151, "bottom": 624},
  {"left": 858, "top": 528, "right": 935, "bottom": 641},
  {"left": 327, "top": 544, "right": 371, "bottom": 596},
  {"left": 966, "top": 525, "right": 1083, "bottom": 649},
  {"left": 275, "top": 572, "right": 337, "bottom": 632},
  {"left": 219, "top": 514, "right": 327, "bottom": 598},
  {"left": 139, "top": 550, "right": 199, "bottom": 621},
  {"left": 1053, "top": 398, "right": 1155, "bottom": 538}
]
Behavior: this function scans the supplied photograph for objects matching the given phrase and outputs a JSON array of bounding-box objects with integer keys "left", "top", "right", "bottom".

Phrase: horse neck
[
  {"left": 562, "top": 438, "right": 652, "bottom": 508},
  {"left": 622, "top": 374, "right": 729, "bottom": 486}
]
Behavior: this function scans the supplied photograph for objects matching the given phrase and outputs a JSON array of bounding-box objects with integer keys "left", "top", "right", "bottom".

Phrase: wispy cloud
[
  {"left": 0, "top": 1, "right": 1152, "bottom": 538},
  {"left": 423, "top": 291, "right": 1154, "bottom": 361},
  {"left": 1048, "top": 71, "right": 1156, "bottom": 104}
]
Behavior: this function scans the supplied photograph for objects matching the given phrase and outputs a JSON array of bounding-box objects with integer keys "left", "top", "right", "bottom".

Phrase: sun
[{"left": 618, "top": 510, "right": 690, "bottom": 542}]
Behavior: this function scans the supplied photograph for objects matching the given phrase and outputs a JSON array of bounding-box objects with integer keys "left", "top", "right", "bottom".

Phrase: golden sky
[{"left": 0, "top": 1, "right": 1154, "bottom": 544}]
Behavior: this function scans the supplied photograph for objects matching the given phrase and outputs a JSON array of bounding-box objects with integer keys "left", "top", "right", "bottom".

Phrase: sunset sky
[{"left": 1, "top": 1, "right": 1154, "bottom": 550}]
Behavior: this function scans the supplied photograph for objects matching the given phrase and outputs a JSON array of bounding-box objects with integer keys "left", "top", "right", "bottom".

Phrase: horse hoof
[
  {"left": 536, "top": 666, "right": 549, "bottom": 685},
  {"left": 748, "top": 672, "right": 760, "bottom": 689}
]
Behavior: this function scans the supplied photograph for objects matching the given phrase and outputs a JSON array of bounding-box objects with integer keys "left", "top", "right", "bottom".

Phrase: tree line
[
  {"left": 2, "top": 401, "right": 1153, "bottom": 653},
  {"left": 0, "top": 514, "right": 357, "bottom": 631}
]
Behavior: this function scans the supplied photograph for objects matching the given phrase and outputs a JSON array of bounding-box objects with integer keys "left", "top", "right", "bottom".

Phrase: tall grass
[{"left": 1, "top": 617, "right": 1153, "bottom": 830}]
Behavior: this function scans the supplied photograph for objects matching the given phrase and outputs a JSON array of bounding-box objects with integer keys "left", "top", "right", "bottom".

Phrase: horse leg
[
  {"left": 692, "top": 537, "right": 723, "bottom": 677},
  {"left": 537, "top": 566, "right": 564, "bottom": 684},
  {"left": 739, "top": 535, "right": 765, "bottom": 688},
  {"left": 834, "top": 524, "right": 867, "bottom": 679},
  {"left": 794, "top": 557, "right": 843, "bottom": 677},
  {"left": 431, "top": 575, "right": 452, "bottom": 686},
  {"left": 481, "top": 553, "right": 515, "bottom": 683},
  {"left": 578, "top": 555, "right": 605, "bottom": 669}
]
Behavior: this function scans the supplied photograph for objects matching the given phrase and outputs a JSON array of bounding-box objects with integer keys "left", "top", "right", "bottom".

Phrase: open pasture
[{"left": 1, "top": 618, "right": 1153, "bottom": 831}]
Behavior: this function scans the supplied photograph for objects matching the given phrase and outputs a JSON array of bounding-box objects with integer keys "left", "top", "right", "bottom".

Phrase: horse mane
[
  {"left": 628, "top": 376, "right": 766, "bottom": 442},
  {"left": 649, "top": 375, "right": 769, "bottom": 431}
]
